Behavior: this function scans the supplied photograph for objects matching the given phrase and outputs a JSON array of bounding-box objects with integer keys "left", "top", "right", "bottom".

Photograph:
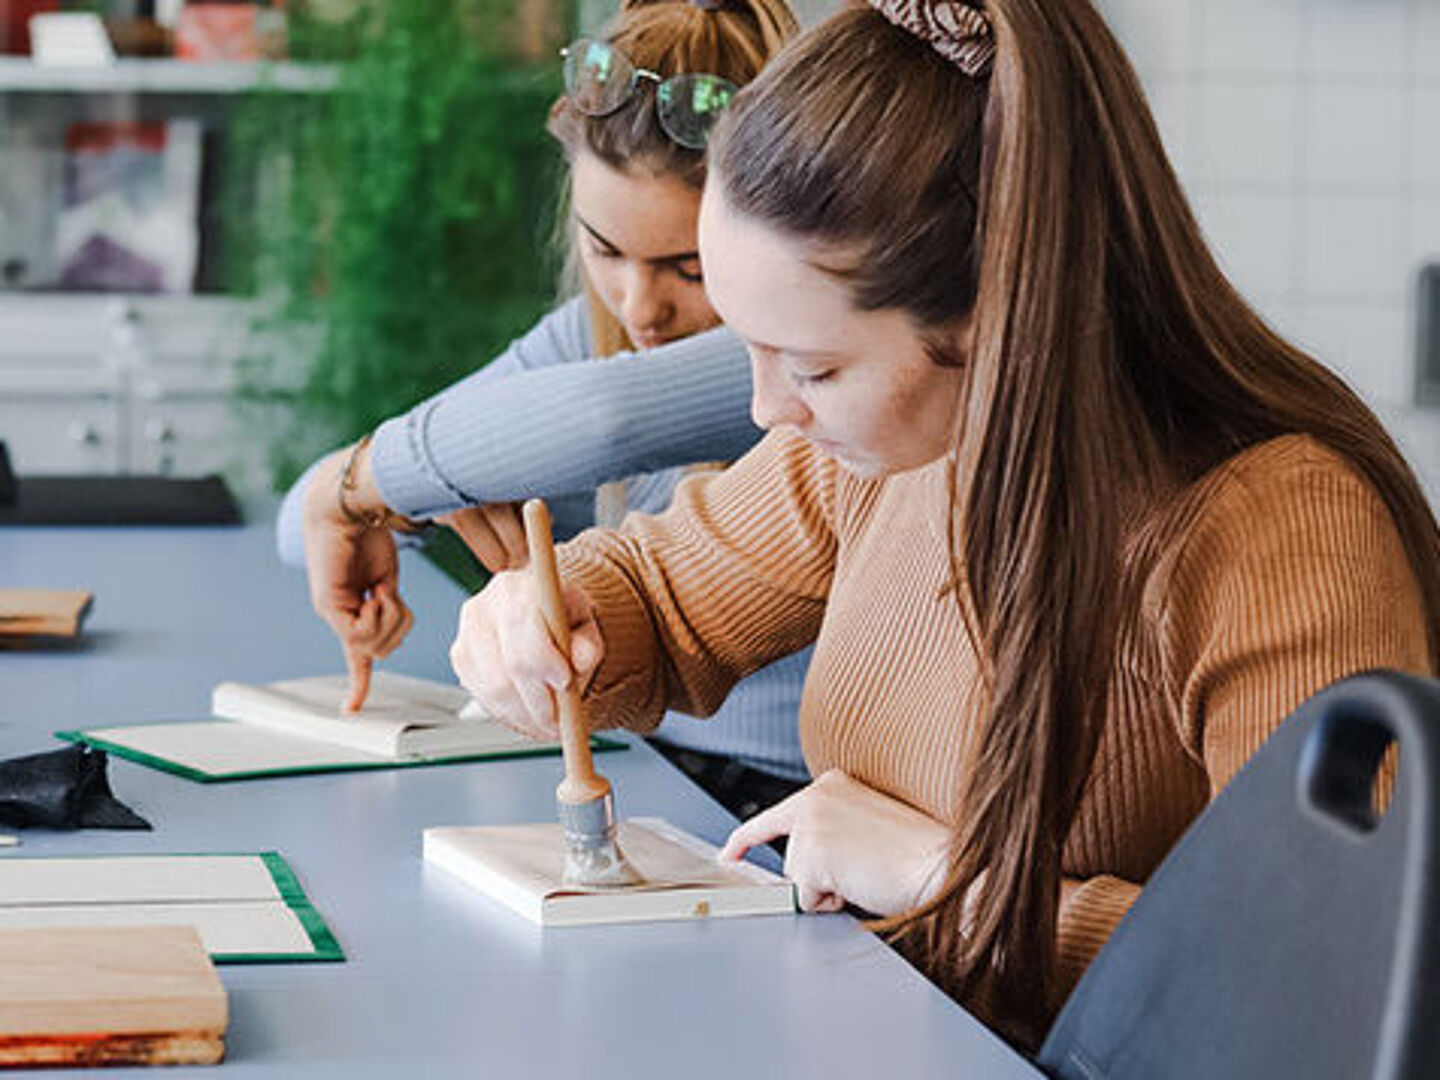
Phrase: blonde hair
[{"left": 547, "top": 0, "right": 798, "bottom": 356}]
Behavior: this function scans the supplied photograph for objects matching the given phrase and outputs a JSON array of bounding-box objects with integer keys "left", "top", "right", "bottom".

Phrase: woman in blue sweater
[{"left": 279, "top": 0, "right": 808, "bottom": 816}]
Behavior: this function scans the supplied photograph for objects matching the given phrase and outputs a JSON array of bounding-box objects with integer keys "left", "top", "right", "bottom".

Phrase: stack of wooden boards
[{"left": 0, "top": 925, "right": 227, "bottom": 1067}]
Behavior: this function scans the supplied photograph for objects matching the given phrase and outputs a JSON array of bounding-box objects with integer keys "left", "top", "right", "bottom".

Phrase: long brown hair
[
  {"left": 546, "top": 0, "right": 797, "bottom": 356},
  {"left": 712, "top": 0, "right": 1440, "bottom": 1047}
]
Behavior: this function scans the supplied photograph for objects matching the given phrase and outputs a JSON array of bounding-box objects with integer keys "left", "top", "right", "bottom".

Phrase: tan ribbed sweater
[{"left": 556, "top": 426, "right": 1433, "bottom": 1015}]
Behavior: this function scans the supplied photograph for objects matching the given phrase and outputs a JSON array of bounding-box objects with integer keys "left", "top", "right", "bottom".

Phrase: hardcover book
[
  {"left": 0, "top": 852, "right": 340, "bottom": 963},
  {"left": 59, "top": 671, "right": 619, "bottom": 782},
  {"left": 424, "top": 817, "right": 796, "bottom": 927}
]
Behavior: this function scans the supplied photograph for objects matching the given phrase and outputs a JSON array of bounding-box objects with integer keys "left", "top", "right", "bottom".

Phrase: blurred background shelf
[
  {"left": 0, "top": 56, "right": 337, "bottom": 94},
  {"left": 0, "top": 294, "right": 272, "bottom": 489},
  {"left": 0, "top": 1, "right": 564, "bottom": 501}
]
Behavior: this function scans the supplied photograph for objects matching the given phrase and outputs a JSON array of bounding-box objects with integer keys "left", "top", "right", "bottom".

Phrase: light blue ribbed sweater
[{"left": 277, "top": 297, "right": 811, "bottom": 781}]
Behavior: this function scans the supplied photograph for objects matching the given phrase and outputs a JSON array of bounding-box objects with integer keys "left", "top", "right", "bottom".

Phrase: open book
[
  {"left": 424, "top": 818, "right": 796, "bottom": 927},
  {"left": 211, "top": 671, "right": 509, "bottom": 758},
  {"left": 0, "top": 851, "right": 340, "bottom": 963},
  {"left": 59, "top": 672, "right": 618, "bottom": 783},
  {"left": 0, "top": 925, "right": 227, "bottom": 1068}
]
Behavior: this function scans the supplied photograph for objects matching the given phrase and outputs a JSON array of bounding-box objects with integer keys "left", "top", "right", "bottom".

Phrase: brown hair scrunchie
[{"left": 868, "top": 0, "right": 995, "bottom": 76}]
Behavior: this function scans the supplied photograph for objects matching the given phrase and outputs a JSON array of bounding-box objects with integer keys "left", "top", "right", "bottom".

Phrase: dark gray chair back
[{"left": 1039, "top": 671, "right": 1440, "bottom": 1080}]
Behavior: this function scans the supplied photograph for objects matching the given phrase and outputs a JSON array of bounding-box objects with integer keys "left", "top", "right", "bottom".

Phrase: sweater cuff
[
  {"left": 1054, "top": 875, "right": 1140, "bottom": 1010},
  {"left": 370, "top": 409, "right": 469, "bottom": 520}
]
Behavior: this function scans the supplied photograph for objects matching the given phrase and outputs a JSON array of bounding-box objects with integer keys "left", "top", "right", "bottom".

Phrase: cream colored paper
[
  {"left": 0, "top": 899, "right": 313, "bottom": 955},
  {"left": 0, "top": 855, "right": 316, "bottom": 957},
  {"left": 212, "top": 671, "right": 483, "bottom": 757},
  {"left": 0, "top": 854, "right": 280, "bottom": 905}
]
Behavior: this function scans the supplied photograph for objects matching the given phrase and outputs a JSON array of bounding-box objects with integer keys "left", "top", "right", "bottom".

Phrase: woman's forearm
[{"left": 370, "top": 327, "right": 759, "bottom": 519}]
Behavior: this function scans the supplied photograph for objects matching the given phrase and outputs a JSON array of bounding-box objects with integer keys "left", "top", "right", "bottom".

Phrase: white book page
[
  {"left": 348, "top": 672, "right": 473, "bottom": 713},
  {"left": 397, "top": 719, "right": 553, "bottom": 758},
  {"left": 0, "top": 900, "right": 314, "bottom": 956},
  {"left": 87, "top": 720, "right": 393, "bottom": 777},
  {"left": 212, "top": 680, "right": 402, "bottom": 756},
  {"left": 236, "top": 676, "right": 460, "bottom": 728},
  {"left": 0, "top": 855, "right": 280, "bottom": 905},
  {"left": 263, "top": 672, "right": 470, "bottom": 720},
  {"left": 212, "top": 672, "right": 477, "bottom": 757}
]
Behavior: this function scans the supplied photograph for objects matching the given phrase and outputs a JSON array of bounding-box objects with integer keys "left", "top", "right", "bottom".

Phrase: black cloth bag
[{"left": 0, "top": 745, "right": 150, "bottom": 830}]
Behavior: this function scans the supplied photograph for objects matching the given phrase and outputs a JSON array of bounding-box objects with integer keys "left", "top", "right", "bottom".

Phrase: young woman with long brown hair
[{"left": 449, "top": 0, "right": 1440, "bottom": 1048}]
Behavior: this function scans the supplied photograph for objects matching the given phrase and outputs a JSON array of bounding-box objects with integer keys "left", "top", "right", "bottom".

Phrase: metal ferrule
[{"left": 557, "top": 792, "right": 617, "bottom": 850}]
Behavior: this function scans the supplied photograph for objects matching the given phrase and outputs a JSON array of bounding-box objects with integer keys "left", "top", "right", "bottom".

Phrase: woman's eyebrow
[
  {"left": 576, "top": 215, "right": 699, "bottom": 265},
  {"left": 746, "top": 337, "right": 842, "bottom": 361},
  {"left": 576, "top": 216, "right": 620, "bottom": 253}
]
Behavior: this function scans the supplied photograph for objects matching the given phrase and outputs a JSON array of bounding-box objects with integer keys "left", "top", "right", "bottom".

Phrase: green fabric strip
[
  {"left": 55, "top": 729, "right": 626, "bottom": 784},
  {"left": 248, "top": 851, "right": 344, "bottom": 963},
  {"left": 0, "top": 850, "right": 344, "bottom": 964},
  {"left": 55, "top": 730, "right": 215, "bottom": 783}
]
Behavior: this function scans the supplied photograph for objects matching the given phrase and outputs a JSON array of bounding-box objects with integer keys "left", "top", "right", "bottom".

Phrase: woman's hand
[
  {"left": 302, "top": 449, "right": 413, "bottom": 713},
  {"left": 449, "top": 568, "right": 605, "bottom": 740},
  {"left": 720, "top": 769, "right": 952, "bottom": 916},
  {"left": 436, "top": 503, "right": 529, "bottom": 572}
]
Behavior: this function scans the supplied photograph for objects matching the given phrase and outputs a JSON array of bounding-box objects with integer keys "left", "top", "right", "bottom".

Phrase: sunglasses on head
[{"left": 561, "top": 37, "right": 738, "bottom": 151}]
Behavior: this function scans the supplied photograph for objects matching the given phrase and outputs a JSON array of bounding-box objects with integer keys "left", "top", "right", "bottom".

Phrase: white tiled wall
[
  {"left": 573, "top": 0, "right": 1440, "bottom": 500},
  {"left": 1098, "top": 0, "right": 1440, "bottom": 411}
]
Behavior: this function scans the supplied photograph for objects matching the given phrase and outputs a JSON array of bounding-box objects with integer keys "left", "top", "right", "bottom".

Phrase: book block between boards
[
  {"left": 0, "top": 924, "right": 226, "bottom": 1068},
  {"left": 424, "top": 818, "right": 795, "bottom": 927}
]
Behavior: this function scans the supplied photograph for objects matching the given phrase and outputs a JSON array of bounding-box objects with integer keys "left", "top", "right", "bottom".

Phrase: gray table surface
[{"left": 0, "top": 516, "right": 1041, "bottom": 1078}]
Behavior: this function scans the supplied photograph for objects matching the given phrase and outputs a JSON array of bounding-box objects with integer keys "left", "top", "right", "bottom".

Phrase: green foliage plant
[{"left": 227, "top": 0, "right": 565, "bottom": 489}]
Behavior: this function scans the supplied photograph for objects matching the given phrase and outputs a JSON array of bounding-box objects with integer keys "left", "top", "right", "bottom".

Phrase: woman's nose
[
  {"left": 749, "top": 353, "right": 809, "bottom": 431},
  {"left": 620, "top": 266, "right": 672, "bottom": 334}
]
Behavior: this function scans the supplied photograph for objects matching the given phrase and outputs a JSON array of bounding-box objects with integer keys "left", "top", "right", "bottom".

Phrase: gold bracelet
[{"left": 337, "top": 435, "right": 428, "bottom": 533}]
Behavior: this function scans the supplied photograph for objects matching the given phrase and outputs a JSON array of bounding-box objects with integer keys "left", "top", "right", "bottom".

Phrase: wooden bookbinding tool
[
  {"left": 0, "top": 925, "right": 227, "bottom": 1068},
  {"left": 523, "top": 499, "right": 642, "bottom": 889}
]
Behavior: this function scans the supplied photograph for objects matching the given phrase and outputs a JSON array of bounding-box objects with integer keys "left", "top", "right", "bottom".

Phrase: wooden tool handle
[{"left": 523, "top": 499, "right": 610, "bottom": 806}]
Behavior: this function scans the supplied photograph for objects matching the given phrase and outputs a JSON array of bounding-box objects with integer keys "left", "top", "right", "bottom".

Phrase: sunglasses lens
[
  {"left": 563, "top": 38, "right": 635, "bottom": 115},
  {"left": 656, "top": 74, "right": 737, "bottom": 149}
]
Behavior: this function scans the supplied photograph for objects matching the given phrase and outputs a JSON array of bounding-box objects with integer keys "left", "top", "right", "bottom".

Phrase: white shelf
[{"left": 0, "top": 57, "right": 338, "bottom": 94}]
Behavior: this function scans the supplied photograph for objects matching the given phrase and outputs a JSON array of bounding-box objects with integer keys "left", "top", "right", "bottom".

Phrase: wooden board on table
[{"left": 0, "top": 924, "right": 226, "bottom": 1067}]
